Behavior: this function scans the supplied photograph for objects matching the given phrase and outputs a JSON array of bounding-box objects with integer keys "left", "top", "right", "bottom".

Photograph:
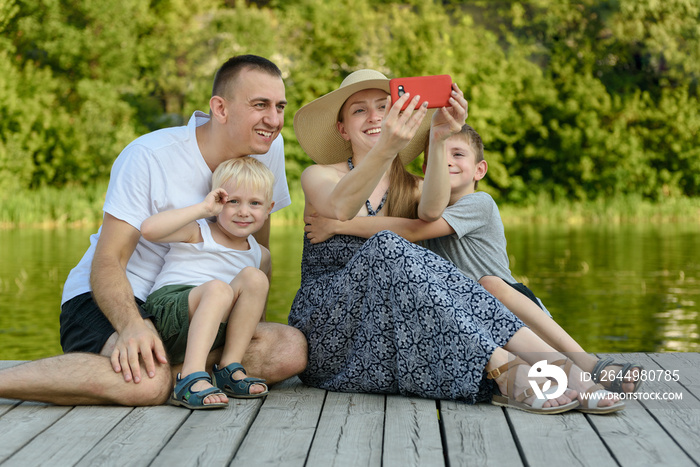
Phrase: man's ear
[
  {"left": 336, "top": 121, "right": 351, "bottom": 141},
  {"left": 474, "top": 160, "right": 488, "bottom": 181},
  {"left": 210, "top": 95, "right": 227, "bottom": 123}
]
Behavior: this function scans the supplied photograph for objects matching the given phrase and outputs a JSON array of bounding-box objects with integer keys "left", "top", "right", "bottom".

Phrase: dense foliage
[{"left": 1, "top": 0, "right": 698, "bottom": 205}]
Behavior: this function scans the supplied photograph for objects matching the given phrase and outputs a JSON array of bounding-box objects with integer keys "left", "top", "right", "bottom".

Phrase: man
[{"left": 0, "top": 55, "right": 307, "bottom": 406}]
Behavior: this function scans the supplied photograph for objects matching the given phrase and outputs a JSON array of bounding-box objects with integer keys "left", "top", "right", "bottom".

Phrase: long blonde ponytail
[{"left": 384, "top": 156, "right": 420, "bottom": 219}]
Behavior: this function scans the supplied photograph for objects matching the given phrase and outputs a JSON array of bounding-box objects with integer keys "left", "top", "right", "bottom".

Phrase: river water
[{"left": 1, "top": 223, "right": 698, "bottom": 360}]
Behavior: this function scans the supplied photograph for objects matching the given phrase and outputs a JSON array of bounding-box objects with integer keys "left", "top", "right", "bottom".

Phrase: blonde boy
[{"left": 141, "top": 157, "right": 275, "bottom": 409}]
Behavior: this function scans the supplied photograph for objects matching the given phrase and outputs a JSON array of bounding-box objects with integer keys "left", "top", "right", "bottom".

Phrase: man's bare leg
[
  {"left": 241, "top": 322, "right": 307, "bottom": 384},
  {"left": 0, "top": 333, "right": 172, "bottom": 406}
]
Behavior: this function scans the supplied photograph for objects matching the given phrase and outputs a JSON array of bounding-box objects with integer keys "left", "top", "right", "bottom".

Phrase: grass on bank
[{"left": 1, "top": 181, "right": 699, "bottom": 229}]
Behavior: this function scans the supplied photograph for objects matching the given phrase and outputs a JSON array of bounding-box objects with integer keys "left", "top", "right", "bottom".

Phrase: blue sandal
[
  {"left": 592, "top": 357, "right": 643, "bottom": 394},
  {"left": 212, "top": 362, "right": 269, "bottom": 399},
  {"left": 170, "top": 371, "right": 228, "bottom": 409}
]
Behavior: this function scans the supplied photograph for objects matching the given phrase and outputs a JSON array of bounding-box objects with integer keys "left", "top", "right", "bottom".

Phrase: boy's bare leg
[
  {"left": 241, "top": 322, "right": 308, "bottom": 384},
  {"left": 0, "top": 340, "right": 172, "bottom": 406},
  {"left": 174, "top": 322, "right": 308, "bottom": 386},
  {"left": 216, "top": 269, "right": 270, "bottom": 395},
  {"left": 481, "top": 276, "right": 637, "bottom": 393},
  {"left": 480, "top": 276, "right": 586, "bottom": 352}
]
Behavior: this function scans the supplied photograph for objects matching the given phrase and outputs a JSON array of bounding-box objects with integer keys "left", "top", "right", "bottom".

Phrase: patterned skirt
[{"left": 289, "top": 230, "right": 524, "bottom": 403}]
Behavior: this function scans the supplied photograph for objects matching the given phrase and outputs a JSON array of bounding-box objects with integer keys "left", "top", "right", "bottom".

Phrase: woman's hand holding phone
[{"left": 376, "top": 92, "right": 428, "bottom": 158}]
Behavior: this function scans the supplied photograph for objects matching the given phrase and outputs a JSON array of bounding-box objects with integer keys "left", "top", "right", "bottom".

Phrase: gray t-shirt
[{"left": 423, "top": 191, "right": 516, "bottom": 283}]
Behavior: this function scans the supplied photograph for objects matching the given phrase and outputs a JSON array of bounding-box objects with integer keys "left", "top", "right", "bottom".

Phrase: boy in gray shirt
[{"left": 420, "top": 126, "right": 549, "bottom": 315}]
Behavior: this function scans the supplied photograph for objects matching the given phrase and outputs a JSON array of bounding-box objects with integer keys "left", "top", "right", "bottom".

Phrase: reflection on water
[
  {"left": 0, "top": 223, "right": 698, "bottom": 360},
  {"left": 504, "top": 222, "right": 700, "bottom": 353}
]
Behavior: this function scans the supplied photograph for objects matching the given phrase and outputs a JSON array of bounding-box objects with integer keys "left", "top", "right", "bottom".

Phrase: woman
[{"left": 289, "top": 70, "right": 622, "bottom": 414}]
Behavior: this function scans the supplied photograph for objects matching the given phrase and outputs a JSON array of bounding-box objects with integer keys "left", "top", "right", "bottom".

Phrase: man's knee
[
  {"left": 275, "top": 324, "right": 308, "bottom": 375},
  {"left": 128, "top": 364, "right": 172, "bottom": 406},
  {"left": 248, "top": 323, "right": 308, "bottom": 382}
]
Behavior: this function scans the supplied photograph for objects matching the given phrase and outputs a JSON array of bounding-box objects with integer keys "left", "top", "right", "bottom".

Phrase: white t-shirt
[{"left": 62, "top": 111, "right": 290, "bottom": 304}]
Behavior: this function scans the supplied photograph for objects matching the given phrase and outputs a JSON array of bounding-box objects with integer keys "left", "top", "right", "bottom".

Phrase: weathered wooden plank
[
  {"left": 0, "top": 402, "right": 72, "bottom": 464},
  {"left": 649, "top": 352, "right": 700, "bottom": 400},
  {"left": 305, "top": 391, "right": 385, "bottom": 467},
  {"left": 150, "top": 398, "right": 263, "bottom": 466},
  {"left": 3, "top": 406, "right": 133, "bottom": 467},
  {"left": 0, "top": 398, "right": 20, "bottom": 416},
  {"left": 1, "top": 356, "right": 699, "bottom": 467},
  {"left": 639, "top": 352, "right": 700, "bottom": 464},
  {"left": 74, "top": 405, "right": 190, "bottom": 467},
  {"left": 508, "top": 408, "right": 617, "bottom": 467},
  {"left": 579, "top": 352, "right": 697, "bottom": 467},
  {"left": 232, "top": 377, "right": 325, "bottom": 466},
  {"left": 439, "top": 401, "right": 522, "bottom": 467},
  {"left": 383, "top": 396, "right": 444, "bottom": 467}
]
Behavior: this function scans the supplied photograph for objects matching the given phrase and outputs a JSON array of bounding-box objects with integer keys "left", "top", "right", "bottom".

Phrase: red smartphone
[{"left": 389, "top": 74, "right": 453, "bottom": 110}]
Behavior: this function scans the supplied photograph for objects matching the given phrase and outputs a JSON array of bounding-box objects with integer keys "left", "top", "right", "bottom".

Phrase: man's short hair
[{"left": 212, "top": 54, "right": 282, "bottom": 98}]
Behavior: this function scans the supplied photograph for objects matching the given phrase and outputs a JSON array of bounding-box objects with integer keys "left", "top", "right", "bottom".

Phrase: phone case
[{"left": 389, "top": 75, "right": 452, "bottom": 110}]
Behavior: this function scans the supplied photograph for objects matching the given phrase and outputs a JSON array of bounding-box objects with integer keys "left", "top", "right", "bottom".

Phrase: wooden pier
[{"left": 1, "top": 352, "right": 699, "bottom": 466}]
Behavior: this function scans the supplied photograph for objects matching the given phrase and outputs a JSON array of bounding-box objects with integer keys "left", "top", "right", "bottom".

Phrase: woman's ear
[{"left": 336, "top": 121, "right": 351, "bottom": 141}]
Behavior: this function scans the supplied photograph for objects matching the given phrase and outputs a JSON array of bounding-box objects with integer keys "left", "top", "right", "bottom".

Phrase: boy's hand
[
  {"left": 304, "top": 213, "right": 339, "bottom": 244},
  {"left": 430, "top": 83, "right": 468, "bottom": 143},
  {"left": 201, "top": 188, "right": 229, "bottom": 217}
]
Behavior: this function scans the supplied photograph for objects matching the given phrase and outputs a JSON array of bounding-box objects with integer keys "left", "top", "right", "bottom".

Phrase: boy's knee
[
  {"left": 207, "top": 279, "right": 235, "bottom": 296},
  {"left": 237, "top": 267, "right": 269, "bottom": 290}
]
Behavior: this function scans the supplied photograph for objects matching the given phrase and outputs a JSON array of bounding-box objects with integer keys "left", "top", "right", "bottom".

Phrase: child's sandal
[
  {"left": 212, "top": 362, "right": 269, "bottom": 399},
  {"left": 170, "top": 371, "right": 228, "bottom": 409}
]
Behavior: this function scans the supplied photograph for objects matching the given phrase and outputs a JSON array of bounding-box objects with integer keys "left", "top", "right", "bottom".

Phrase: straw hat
[{"left": 293, "top": 69, "right": 433, "bottom": 165}]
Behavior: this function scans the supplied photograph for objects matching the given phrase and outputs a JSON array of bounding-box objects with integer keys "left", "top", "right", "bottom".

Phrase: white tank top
[{"left": 149, "top": 218, "right": 262, "bottom": 293}]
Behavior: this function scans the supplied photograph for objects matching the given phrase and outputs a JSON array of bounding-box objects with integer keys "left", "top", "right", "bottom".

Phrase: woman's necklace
[{"left": 347, "top": 157, "right": 388, "bottom": 216}]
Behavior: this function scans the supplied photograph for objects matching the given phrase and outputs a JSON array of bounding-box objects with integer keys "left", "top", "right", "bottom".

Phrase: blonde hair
[
  {"left": 211, "top": 157, "right": 275, "bottom": 204},
  {"left": 384, "top": 156, "right": 420, "bottom": 218}
]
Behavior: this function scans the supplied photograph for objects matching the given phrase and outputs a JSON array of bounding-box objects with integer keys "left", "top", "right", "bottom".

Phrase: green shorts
[{"left": 143, "top": 284, "right": 227, "bottom": 365}]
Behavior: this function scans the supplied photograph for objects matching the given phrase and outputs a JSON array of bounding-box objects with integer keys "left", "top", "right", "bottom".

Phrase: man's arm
[
  {"left": 253, "top": 216, "right": 272, "bottom": 322},
  {"left": 258, "top": 246, "right": 272, "bottom": 322},
  {"left": 304, "top": 213, "right": 455, "bottom": 244},
  {"left": 90, "top": 213, "right": 168, "bottom": 383},
  {"left": 253, "top": 216, "right": 271, "bottom": 250}
]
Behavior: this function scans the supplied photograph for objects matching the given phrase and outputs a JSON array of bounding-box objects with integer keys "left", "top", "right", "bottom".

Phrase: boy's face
[
  {"left": 216, "top": 181, "right": 274, "bottom": 240},
  {"left": 446, "top": 137, "right": 487, "bottom": 196}
]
